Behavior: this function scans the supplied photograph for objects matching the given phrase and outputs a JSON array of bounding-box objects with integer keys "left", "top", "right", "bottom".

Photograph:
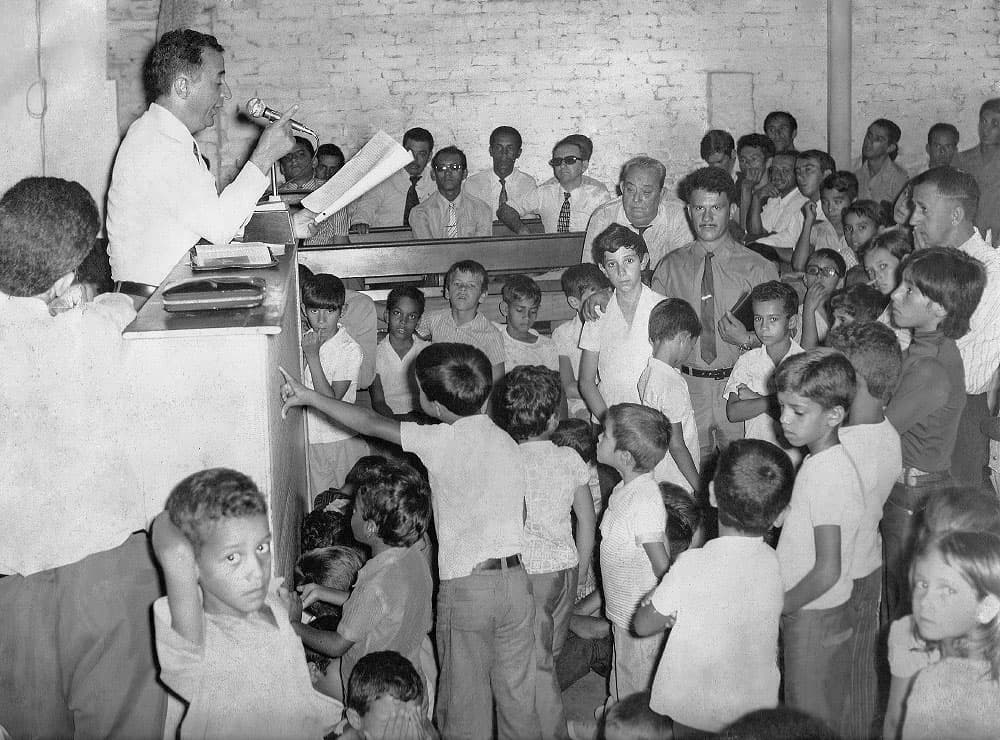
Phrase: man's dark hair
[
  {"left": 287, "top": 136, "right": 314, "bottom": 158},
  {"left": 764, "top": 110, "right": 798, "bottom": 134},
  {"left": 826, "top": 321, "right": 902, "bottom": 404},
  {"left": 555, "top": 134, "right": 592, "bottom": 160},
  {"left": 871, "top": 118, "right": 902, "bottom": 160},
  {"left": 910, "top": 166, "right": 981, "bottom": 223},
  {"left": 496, "top": 366, "right": 562, "bottom": 441},
  {"left": 560, "top": 263, "right": 611, "bottom": 299},
  {"left": 648, "top": 297, "right": 701, "bottom": 343},
  {"left": 165, "top": 468, "right": 266, "bottom": 553},
  {"left": 821, "top": 171, "right": 859, "bottom": 201},
  {"left": 928, "top": 122, "right": 960, "bottom": 146},
  {"left": 301, "top": 273, "right": 346, "bottom": 310},
  {"left": 700, "top": 129, "right": 736, "bottom": 160},
  {"left": 737, "top": 133, "right": 776, "bottom": 159},
  {"left": 143, "top": 28, "right": 223, "bottom": 101},
  {"left": 414, "top": 342, "right": 492, "bottom": 416},
  {"left": 902, "top": 246, "right": 986, "bottom": 339},
  {"left": 403, "top": 127, "right": 435, "bottom": 152},
  {"left": 797, "top": 149, "right": 837, "bottom": 174},
  {"left": 750, "top": 280, "right": 799, "bottom": 318},
  {"left": 714, "top": 439, "right": 794, "bottom": 536},
  {"left": 489, "top": 125, "right": 522, "bottom": 149},
  {"left": 355, "top": 461, "right": 431, "bottom": 548},
  {"left": 678, "top": 166, "right": 738, "bottom": 204},
  {"left": 0, "top": 177, "right": 99, "bottom": 297},
  {"left": 552, "top": 418, "right": 597, "bottom": 465},
  {"left": 432, "top": 145, "right": 467, "bottom": 171},
  {"left": 316, "top": 143, "right": 345, "bottom": 162},
  {"left": 346, "top": 651, "right": 425, "bottom": 716}
]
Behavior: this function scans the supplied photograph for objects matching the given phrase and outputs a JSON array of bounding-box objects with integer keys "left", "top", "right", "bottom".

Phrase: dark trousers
[{"left": 951, "top": 392, "right": 990, "bottom": 487}]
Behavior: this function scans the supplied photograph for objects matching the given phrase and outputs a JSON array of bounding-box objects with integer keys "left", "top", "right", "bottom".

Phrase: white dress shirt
[
  {"left": 349, "top": 168, "right": 437, "bottom": 228},
  {"left": 106, "top": 103, "right": 269, "bottom": 286},
  {"left": 509, "top": 178, "right": 610, "bottom": 232},
  {"left": 463, "top": 167, "right": 538, "bottom": 215},
  {"left": 757, "top": 188, "right": 809, "bottom": 250},
  {"left": 955, "top": 229, "right": 1000, "bottom": 394},
  {"left": 583, "top": 197, "right": 692, "bottom": 270}
]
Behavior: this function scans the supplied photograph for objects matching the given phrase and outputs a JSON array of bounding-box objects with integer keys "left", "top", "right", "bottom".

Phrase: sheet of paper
[{"left": 302, "top": 131, "right": 413, "bottom": 223}]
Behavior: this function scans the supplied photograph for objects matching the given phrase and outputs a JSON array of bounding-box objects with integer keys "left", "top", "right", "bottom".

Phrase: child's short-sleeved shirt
[
  {"left": 902, "top": 658, "right": 1000, "bottom": 740},
  {"left": 400, "top": 415, "right": 526, "bottom": 580},
  {"left": 777, "top": 444, "right": 865, "bottom": 610},
  {"left": 552, "top": 315, "right": 586, "bottom": 416},
  {"left": 649, "top": 537, "right": 783, "bottom": 731},
  {"left": 304, "top": 326, "right": 363, "bottom": 444},
  {"left": 579, "top": 285, "right": 666, "bottom": 406},
  {"left": 600, "top": 472, "right": 667, "bottom": 628},
  {"left": 422, "top": 309, "right": 505, "bottom": 367},
  {"left": 338, "top": 545, "right": 433, "bottom": 686},
  {"left": 518, "top": 440, "right": 591, "bottom": 574},
  {"left": 154, "top": 588, "right": 341, "bottom": 739},
  {"left": 888, "top": 615, "right": 938, "bottom": 679},
  {"left": 374, "top": 337, "right": 429, "bottom": 415},
  {"left": 796, "top": 306, "right": 829, "bottom": 344},
  {"left": 493, "top": 323, "right": 559, "bottom": 371},
  {"left": 724, "top": 341, "right": 804, "bottom": 454},
  {"left": 809, "top": 220, "right": 858, "bottom": 269},
  {"left": 840, "top": 419, "right": 903, "bottom": 578},
  {"left": 638, "top": 357, "right": 699, "bottom": 490}
]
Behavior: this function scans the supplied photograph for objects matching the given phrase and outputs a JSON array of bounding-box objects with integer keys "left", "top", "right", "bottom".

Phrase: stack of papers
[{"left": 191, "top": 242, "right": 284, "bottom": 270}]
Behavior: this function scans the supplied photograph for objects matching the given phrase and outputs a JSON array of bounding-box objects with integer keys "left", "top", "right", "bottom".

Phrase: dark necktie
[
  {"left": 498, "top": 178, "right": 508, "bottom": 208},
  {"left": 403, "top": 175, "right": 421, "bottom": 226},
  {"left": 557, "top": 192, "right": 571, "bottom": 232},
  {"left": 193, "top": 142, "right": 204, "bottom": 169},
  {"left": 700, "top": 251, "right": 717, "bottom": 364},
  {"left": 631, "top": 223, "right": 651, "bottom": 254}
]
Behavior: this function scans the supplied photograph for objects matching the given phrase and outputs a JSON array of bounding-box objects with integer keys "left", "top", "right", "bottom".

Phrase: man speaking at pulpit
[{"left": 106, "top": 28, "right": 297, "bottom": 303}]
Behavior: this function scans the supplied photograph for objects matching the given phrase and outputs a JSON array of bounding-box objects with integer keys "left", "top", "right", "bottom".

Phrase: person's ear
[
  {"left": 951, "top": 202, "right": 966, "bottom": 226},
  {"left": 824, "top": 405, "right": 846, "bottom": 429},
  {"left": 430, "top": 167, "right": 439, "bottom": 185},
  {"left": 345, "top": 708, "right": 363, "bottom": 733},
  {"left": 581, "top": 159, "right": 590, "bottom": 174},
  {"left": 499, "top": 301, "right": 508, "bottom": 319},
  {"left": 787, "top": 312, "right": 799, "bottom": 334},
  {"left": 977, "top": 594, "right": 1000, "bottom": 624},
  {"left": 567, "top": 295, "right": 582, "bottom": 311},
  {"left": 173, "top": 74, "right": 190, "bottom": 99},
  {"left": 618, "top": 447, "right": 637, "bottom": 472},
  {"left": 460, "top": 168, "right": 468, "bottom": 182},
  {"left": 929, "top": 300, "right": 948, "bottom": 321},
  {"left": 708, "top": 482, "right": 718, "bottom": 509},
  {"left": 477, "top": 289, "right": 487, "bottom": 305}
]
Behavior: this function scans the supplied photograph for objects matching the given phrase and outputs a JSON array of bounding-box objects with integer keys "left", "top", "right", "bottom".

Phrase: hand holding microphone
[{"left": 246, "top": 98, "right": 318, "bottom": 139}]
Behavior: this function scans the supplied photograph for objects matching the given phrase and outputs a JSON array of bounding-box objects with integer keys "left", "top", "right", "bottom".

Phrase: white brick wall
[{"left": 105, "top": 1, "right": 1000, "bottom": 192}]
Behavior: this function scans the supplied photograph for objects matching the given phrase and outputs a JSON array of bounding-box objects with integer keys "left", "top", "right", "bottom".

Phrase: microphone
[{"left": 245, "top": 98, "right": 318, "bottom": 139}]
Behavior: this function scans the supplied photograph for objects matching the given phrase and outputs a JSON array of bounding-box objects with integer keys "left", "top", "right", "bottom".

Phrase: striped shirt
[{"left": 955, "top": 229, "right": 1000, "bottom": 394}]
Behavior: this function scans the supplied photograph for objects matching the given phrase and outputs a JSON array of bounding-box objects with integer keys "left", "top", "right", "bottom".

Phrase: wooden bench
[{"left": 346, "top": 216, "right": 545, "bottom": 244}]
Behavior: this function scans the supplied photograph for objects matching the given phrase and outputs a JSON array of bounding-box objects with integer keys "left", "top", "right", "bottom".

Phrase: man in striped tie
[
  {"left": 499, "top": 135, "right": 611, "bottom": 234},
  {"left": 408, "top": 146, "right": 493, "bottom": 240}
]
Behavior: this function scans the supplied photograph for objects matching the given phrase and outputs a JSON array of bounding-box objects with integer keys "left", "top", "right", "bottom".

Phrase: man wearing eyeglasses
[
  {"left": 408, "top": 146, "right": 493, "bottom": 239},
  {"left": 500, "top": 136, "right": 610, "bottom": 234}
]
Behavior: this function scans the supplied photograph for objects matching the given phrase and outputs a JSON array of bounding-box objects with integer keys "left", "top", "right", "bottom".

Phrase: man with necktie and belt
[
  {"left": 464, "top": 125, "right": 538, "bottom": 225},
  {"left": 652, "top": 167, "right": 778, "bottom": 464},
  {"left": 499, "top": 135, "right": 610, "bottom": 234},
  {"left": 582, "top": 156, "right": 693, "bottom": 273}
]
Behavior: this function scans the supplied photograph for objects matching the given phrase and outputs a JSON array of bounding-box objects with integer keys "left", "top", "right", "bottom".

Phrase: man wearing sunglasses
[
  {"left": 500, "top": 136, "right": 610, "bottom": 234},
  {"left": 409, "top": 146, "right": 493, "bottom": 239}
]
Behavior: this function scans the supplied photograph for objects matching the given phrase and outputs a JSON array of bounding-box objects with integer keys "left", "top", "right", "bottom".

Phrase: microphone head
[{"left": 245, "top": 98, "right": 265, "bottom": 117}]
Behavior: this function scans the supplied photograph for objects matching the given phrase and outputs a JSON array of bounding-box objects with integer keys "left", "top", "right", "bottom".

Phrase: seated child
[
  {"left": 864, "top": 227, "right": 914, "bottom": 350},
  {"left": 634, "top": 439, "right": 794, "bottom": 733},
  {"left": 637, "top": 297, "right": 702, "bottom": 492},
  {"left": 496, "top": 274, "right": 560, "bottom": 373},
  {"left": 726, "top": 281, "right": 804, "bottom": 458},
  {"left": 600, "top": 691, "right": 673, "bottom": 740},
  {"left": 826, "top": 320, "right": 903, "bottom": 739},
  {"left": 278, "top": 343, "right": 540, "bottom": 740},
  {"left": 828, "top": 282, "right": 888, "bottom": 332},
  {"left": 151, "top": 468, "right": 341, "bottom": 737},
  {"left": 799, "top": 248, "right": 846, "bottom": 348},
  {"left": 295, "top": 545, "right": 367, "bottom": 695},
  {"left": 883, "top": 247, "right": 986, "bottom": 621},
  {"left": 842, "top": 199, "right": 883, "bottom": 259},
  {"left": 408, "top": 146, "right": 493, "bottom": 240},
  {"left": 370, "top": 286, "right": 430, "bottom": 419},
  {"left": 883, "top": 486, "right": 1000, "bottom": 739},
  {"left": 418, "top": 259, "right": 505, "bottom": 383},
  {"left": 496, "top": 365, "right": 595, "bottom": 739},
  {"left": 579, "top": 224, "right": 666, "bottom": 419},
  {"left": 793, "top": 170, "right": 860, "bottom": 272},
  {"left": 774, "top": 349, "right": 865, "bottom": 730},
  {"left": 301, "top": 273, "right": 367, "bottom": 495},
  {"left": 597, "top": 403, "right": 671, "bottom": 700},
  {"left": 291, "top": 460, "right": 435, "bottom": 708},
  {"left": 900, "top": 531, "right": 1000, "bottom": 740},
  {"left": 342, "top": 651, "right": 439, "bottom": 740},
  {"left": 552, "top": 263, "right": 612, "bottom": 419}
]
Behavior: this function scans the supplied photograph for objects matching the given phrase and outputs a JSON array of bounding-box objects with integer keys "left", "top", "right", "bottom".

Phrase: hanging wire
[{"left": 25, "top": 0, "right": 48, "bottom": 175}]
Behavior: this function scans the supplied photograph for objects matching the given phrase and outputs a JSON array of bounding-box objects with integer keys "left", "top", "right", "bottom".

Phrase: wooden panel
[{"left": 341, "top": 217, "right": 545, "bottom": 245}]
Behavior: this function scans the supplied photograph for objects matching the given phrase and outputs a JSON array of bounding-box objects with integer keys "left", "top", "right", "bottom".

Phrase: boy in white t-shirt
[
  {"left": 597, "top": 403, "right": 671, "bottom": 701},
  {"left": 827, "top": 321, "right": 903, "bottom": 739},
  {"left": 637, "top": 297, "right": 702, "bottom": 492},
  {"left": 302, "top": 274, "right": 366, "bottom": 496},
  {"left": 552, "top": 264, "right": 611, "bottom": 419},
  {"left": 495, "top": 274, "right": 560, "bottom": 373},
  {"left": 634, "top": 439, "right": 794, "bottom": 733},
  {"left": 774, "top": 349, "right": 865, "bottom": 730},
  {"left": 370, "top": 286, "right": 429, "bottom": 419},
  {"left": 725, "top": 281, "right": 804, "bottom": 459},
  {"left": 279, "top": 343, "right": 539, "bottom": 740}
]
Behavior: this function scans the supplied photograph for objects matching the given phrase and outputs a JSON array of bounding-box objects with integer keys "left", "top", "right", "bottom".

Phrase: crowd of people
[{"left": 4, "top": 24, "right": 1000, "bottom": 740}]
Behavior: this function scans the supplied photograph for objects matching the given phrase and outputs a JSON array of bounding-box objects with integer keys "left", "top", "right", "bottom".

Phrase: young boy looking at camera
[
  {"left": 774, "top": 349, "right": 865, "bottom": 730},
  {"left": 301, "top": 273, "right": 366, "bottom": 495},
  {"left": 278, "top": 343, "right": 540, "bottom": 740},
  {"left": 151, "top": 468, "right": 342, "bottom": 739},
  {"left": 634, "top": 439, "right": 794, "bottom": 734},
  {"left": 792, "top": 171, "right": 860, "bottom": 272}
]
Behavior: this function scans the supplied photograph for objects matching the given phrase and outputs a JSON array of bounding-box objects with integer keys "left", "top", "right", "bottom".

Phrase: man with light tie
[
  {"left": 106, "top": 28, "right": 297, "bottom": 303},
  {"left": 408, "top": 147, "right": 493, "bottom": 240}
]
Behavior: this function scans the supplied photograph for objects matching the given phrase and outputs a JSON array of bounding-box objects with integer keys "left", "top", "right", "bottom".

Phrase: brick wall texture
[{"left": 106, "top": 0, "right": 1000, "bottom": 192}]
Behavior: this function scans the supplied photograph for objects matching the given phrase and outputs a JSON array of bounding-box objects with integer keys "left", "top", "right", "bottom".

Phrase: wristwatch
[{"left": 738, "top": 338, "right": 753, "bottom": 352}]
